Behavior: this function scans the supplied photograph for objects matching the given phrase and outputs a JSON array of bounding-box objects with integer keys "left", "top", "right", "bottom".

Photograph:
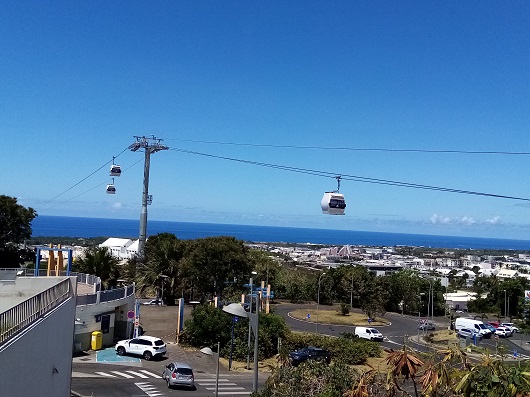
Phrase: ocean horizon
[{"left": 30, "top": 215, "right": 530, "bottom": 251}]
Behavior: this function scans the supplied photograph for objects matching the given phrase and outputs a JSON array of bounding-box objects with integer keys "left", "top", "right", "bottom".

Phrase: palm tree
[{"left": 73, "top": 246, "right": 121, "bottom": 289}]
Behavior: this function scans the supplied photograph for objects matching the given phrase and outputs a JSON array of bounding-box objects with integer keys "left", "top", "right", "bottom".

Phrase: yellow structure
[
  {"left": 46, "top": 244, "right": 65, "bottom": 276},
  {"left": 91, "top": 331, "right": 103, "bottom": 350}
]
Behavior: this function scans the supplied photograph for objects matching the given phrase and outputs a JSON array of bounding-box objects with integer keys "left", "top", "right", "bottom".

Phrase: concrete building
[{"left": 0, "top": 271, "right": 77, "bottom": 397}]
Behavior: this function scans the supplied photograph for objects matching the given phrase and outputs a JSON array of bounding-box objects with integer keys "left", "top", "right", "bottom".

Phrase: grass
[{"left": 289, "top": 308, "right": 390, "bottom": 326}]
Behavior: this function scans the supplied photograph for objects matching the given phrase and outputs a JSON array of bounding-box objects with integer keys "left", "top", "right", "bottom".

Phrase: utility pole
[{"left": 129, "top": 135, "right": 168, "bottom": 258}]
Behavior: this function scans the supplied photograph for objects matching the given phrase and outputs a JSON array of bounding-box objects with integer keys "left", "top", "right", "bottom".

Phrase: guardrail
[
  {"left": 76, "top": 284, "right": 135, "bottom": 306},
  {"left": 0, "top": 278, "right": 72, "bottom": 346}
]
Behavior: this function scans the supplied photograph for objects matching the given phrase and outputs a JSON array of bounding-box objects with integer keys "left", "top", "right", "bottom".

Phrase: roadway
[{"left": 71, "top": 303, "right": 530, "bottom": 396}]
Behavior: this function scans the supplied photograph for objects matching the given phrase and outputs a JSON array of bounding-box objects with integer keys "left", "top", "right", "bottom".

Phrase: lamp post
[
  {"left": 200, "top": 342, "right": 220, "bottom": 397},
  {"left": 223, "top": 302, "right": 259, "bottom": 393},
  {"left": 316, "top": 272, "right": 326, "bottom": 334},
  {"left": 504, "top": 289, "right": 507, "bottom": 322},
  {"left": 159, "top": 274, "right": 169, "bottom": 305},
  {"left": 246, "top": 271, "right": 257, "bottom": 370},
  {"left": 417, "top": 293, "right": 425, "bottom": 341}
]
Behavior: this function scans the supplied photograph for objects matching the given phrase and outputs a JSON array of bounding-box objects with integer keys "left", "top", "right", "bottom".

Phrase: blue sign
[
  {"left": 307, "top": 313, "right": 311, "bottom": 319},
  {"left": 234, "top": 316, "right": 239, "bottom": 323},
  {"left": 368, "top": 318, "right": 372, "bottom": 323}
]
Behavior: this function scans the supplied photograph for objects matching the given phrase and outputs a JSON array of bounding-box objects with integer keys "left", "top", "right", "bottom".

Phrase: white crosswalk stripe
[
  {"left": 125, "top": 370, "right": 149, "bottom": 378},
  {"left": 135, "top": 382, "right": 165, "bottom": 397},
  {"left": 139, "top": 370, "right": 162, "bottom": 378},
  {"left": 195, "top": 378, "right": 251, "bottom": 396},
  {"left": 110, "top": 371, "right": 134, "bottom": 378}
]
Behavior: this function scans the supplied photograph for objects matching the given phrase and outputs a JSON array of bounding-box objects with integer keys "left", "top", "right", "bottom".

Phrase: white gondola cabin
[
  {"left": 110, "top": 165, "right": 122, "bottom": 177},
  {"left": 106, "top": 184, "right": 116, "bottom": 194},
  {"left": 321, "top": 192, "right": 346, "bottom": 215}
]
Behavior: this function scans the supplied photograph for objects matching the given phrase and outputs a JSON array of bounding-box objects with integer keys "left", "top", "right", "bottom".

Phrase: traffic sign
[
  {"left": 127, "top": 310, "right": 135, "bottom": 319},
  {"left": 134, "top": 320, "right": 139, "bottom": 326}
]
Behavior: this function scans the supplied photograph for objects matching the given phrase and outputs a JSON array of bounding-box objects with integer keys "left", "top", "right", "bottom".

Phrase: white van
[
  {"left": 455, "top": 318, "right": 491, "bottom": 338},
  {"left": 354, "top": 327, "right": 384, "bottom": 341}
]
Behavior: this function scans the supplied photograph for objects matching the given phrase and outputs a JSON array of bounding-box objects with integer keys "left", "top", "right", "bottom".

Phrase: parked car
[
  {"left": 418, "top": 322, "right": 435, "bottom": 331},
  {"left": 354, "top": 327, "right": 384, "bottom": 341},
  {"left": 495, "top": 327, "right": 511, "bottom": 338},
  {"left": 488, "top": 321, "right": 500, "bottom": 328},
  {"left": 457, "top": 328, "right": 482, "bottom": 340},
  {"left": 483, "top": 323, "right": 496, "bottom": 333},
  {"left": 501, "top": 323, "right": 519, "bottom": 334},
  {"left": 115, "top": 335, "right": 166, "bottom": 360},
  {"left": 143, "top": 298, "right": 162, "bottom": 306},
  {"left": 162, "top": 362, "right": 195, "bottom": 389},
  {"left": 289, "top": 346, "right": 331, "bottom": 366}
]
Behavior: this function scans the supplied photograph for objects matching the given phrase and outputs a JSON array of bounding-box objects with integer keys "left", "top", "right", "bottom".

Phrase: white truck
[{"left": 454, "top": 318, "right": 492, "bottom": 338}]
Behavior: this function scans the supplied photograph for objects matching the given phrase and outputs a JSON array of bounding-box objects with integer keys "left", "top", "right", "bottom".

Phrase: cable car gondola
[
  {"left": 109, "top": 164, "right": 121, "bottom": 177},
  {"left": 106, "top": 184, "right": 116, "bottom": 194},
  {"left": 321, "top": 176, "right": 346, "bottom": 215}
]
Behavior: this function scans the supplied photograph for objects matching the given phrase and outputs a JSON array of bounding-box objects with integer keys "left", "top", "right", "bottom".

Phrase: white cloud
[
  {"left": 485, "top": 216, "right": 502, "bottom": 225},
  {"left": 458, "top": 216, "right": 476, "bottom": 225},
  {"left": 112, "top": 203, "right": 123, "bottom": 210},
  {"left": 430, "top": 214, "right": 451, "bottom": 224}
]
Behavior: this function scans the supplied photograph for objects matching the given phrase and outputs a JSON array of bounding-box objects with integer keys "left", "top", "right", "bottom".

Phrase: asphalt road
[
  {"left": 272, "top": 302, "right": 530, "bottom": 357},
  {"left": 72, "top": 303, "right": 530, "bottom": 396}
]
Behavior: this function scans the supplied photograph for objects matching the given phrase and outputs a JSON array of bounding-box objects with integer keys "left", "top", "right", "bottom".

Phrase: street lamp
[
  {"left": 159, "top": 274, "right": 169, "bottom": 305},
  {"left": 316, "top": 272, "right": 326, "bottom": 334},
  {"left": 223, "top": 302, "right": 259, "bottom": 393},
  {"left": 417, "top": 292, "right": 425, "bottom": 341},
  {"left": 246, "top": 272, "right": 257, "bottom": 370},
  {"left": 503, "top": 289, "right": 507, "bottom": 321},
  {"left": 200, "top": 342, "right": 220, "bottom": 397}
]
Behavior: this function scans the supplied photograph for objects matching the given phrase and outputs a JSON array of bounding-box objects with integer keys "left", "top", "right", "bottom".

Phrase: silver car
[{"left": 162, "top": 362, "right": 195, "bottom": 389}]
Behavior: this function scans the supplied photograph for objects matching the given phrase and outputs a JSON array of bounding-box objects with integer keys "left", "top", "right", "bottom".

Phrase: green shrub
[
  {"left": 282, "top": 332, "right": 381, "bottom": 365},
  {"left": 338, "top": 303, "right": 350, "bottom": 316}
]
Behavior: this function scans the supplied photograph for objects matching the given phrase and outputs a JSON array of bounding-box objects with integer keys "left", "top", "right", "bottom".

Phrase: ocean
[{"left": 30, "top": 215, "right": 530, "bottom": 251}]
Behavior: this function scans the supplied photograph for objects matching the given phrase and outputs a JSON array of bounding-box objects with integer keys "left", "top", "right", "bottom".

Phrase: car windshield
[
  {"left": 154, "top": 340, "right": 164, "bottom": 346},
  {"left": 176, "top": 368, "right": 193, "bottom": 375},
  {"left": 478, "top": 324, "right": 486, "bottom": 329}
]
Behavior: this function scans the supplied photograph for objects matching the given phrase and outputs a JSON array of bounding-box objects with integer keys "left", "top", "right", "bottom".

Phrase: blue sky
[{"left": 2, "top": 1, "right": 530, "bottom": 240}]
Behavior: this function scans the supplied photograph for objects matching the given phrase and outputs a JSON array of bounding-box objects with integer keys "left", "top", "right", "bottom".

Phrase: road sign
[
  {"left": 134, "top": 320, "right": 139, "bottom": 326},
  {"left": 307, "top": 313, "right": 311, "bottom": 320},
  {"left": 368, "top": 318, "right": 373, "bottom": 323},
  {"left": 127, "top": 310, "right": 135, "bottom": 319}
]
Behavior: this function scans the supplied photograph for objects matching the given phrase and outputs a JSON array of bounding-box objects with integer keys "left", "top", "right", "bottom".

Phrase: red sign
[{"left": 127, "top": 310, "right": 135, "bottom": 319}]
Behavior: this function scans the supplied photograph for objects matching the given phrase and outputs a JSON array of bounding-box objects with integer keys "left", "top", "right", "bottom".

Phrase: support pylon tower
[{"left": 129, "top": 135, "right": 168, "bottom": 258}]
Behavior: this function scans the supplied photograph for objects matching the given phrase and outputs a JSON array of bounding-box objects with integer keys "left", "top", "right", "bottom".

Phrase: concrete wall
[
  {"left": 0, "top": 277, "right": 67, "bottom": 312},
  {"left": 74, "top": 296, "right": 135, "bottom": 351},
  {"left": 0, "top": 278, "right": 77, "bottom": 397}
]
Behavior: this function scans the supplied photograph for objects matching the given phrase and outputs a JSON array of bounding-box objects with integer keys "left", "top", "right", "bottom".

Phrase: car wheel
[
  {"left": 143, "top": 351, "right": 153, "bottom": 361},
  {"left": 166, "top": 378, "right": 171, "bottom": 389},
  {"left": 117, "top": 346, "right": 126, "bottom": 356}
]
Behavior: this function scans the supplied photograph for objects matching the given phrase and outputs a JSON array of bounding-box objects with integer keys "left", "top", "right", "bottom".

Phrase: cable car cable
[
  {"left": 165, "top": 137, "right": 530, "bottom": 156},
  {"left": 37, "top": 146, "right": 130, "bottom": 211},
  {"left": 168, "top": 147, "right": 530, "bottom": 202}
]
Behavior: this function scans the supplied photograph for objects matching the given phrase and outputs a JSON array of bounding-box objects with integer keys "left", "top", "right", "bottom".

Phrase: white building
[{"left": 99, "top": 237, "right": 139, "bottom": 259}]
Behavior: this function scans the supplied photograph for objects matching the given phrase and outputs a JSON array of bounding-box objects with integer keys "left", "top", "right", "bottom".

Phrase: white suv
[
  {"left": 501, "top": 323, "right": 519, "bottom": 334},
  {"left": 115, "top": 335, "right": 166, "bottom": 360}
]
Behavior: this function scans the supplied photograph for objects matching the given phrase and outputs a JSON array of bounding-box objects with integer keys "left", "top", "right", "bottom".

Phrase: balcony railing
[{"left": 0, "top": 278, "right": 73, "bottom": 346}]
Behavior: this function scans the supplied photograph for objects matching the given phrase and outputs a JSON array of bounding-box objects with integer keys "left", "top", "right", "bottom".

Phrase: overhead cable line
[
  {"left": 169, "top": 147, "right": 530, "bottom": 202},
  {"left": 166, "top": 137, "right": 530, "bottom": 155},
  {"left": 37, "top": 146, "right": 131, "bottom": 212},
  {"left": 38, "top": 157, "right": 144, "bottom": 213}
]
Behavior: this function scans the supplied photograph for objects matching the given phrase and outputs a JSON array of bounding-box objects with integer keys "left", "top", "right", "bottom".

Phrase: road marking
[
  {"left": 126, "top": 370, "right": 149, "bottom": 378},
  {"left": 201, "top": 383, "right": 239, "bottom": 386},
  {"left": 205, "top": 386, "right": 245, "bottom": 390},
  {"left": 110, "top": 370, "right": 135, "bottom": 378},
  {"left": 217, "top": 392, "right": 250, "bottom": 395},
  {"left": 95, "top": 371, "right": 117, "bottom": 378},
  {"left": 135, "top": 382, "right": 165, "bottom": 397},
  {"left": 139, "top": 370, "right": 162, "bottom": 378}
]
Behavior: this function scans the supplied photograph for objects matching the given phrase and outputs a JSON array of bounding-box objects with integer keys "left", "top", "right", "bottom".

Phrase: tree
[
  {"left": 0, "top": 195, "right": 37, "bottom": 267},
  {"left": 73, "top": 246, "right": 120, "bottom": 289},
  {"left": 135, "top": 233, "right": 189, "bottom": 304},
  {"left": 182, "top": 236, "right": 252, "bottom": 301}
]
